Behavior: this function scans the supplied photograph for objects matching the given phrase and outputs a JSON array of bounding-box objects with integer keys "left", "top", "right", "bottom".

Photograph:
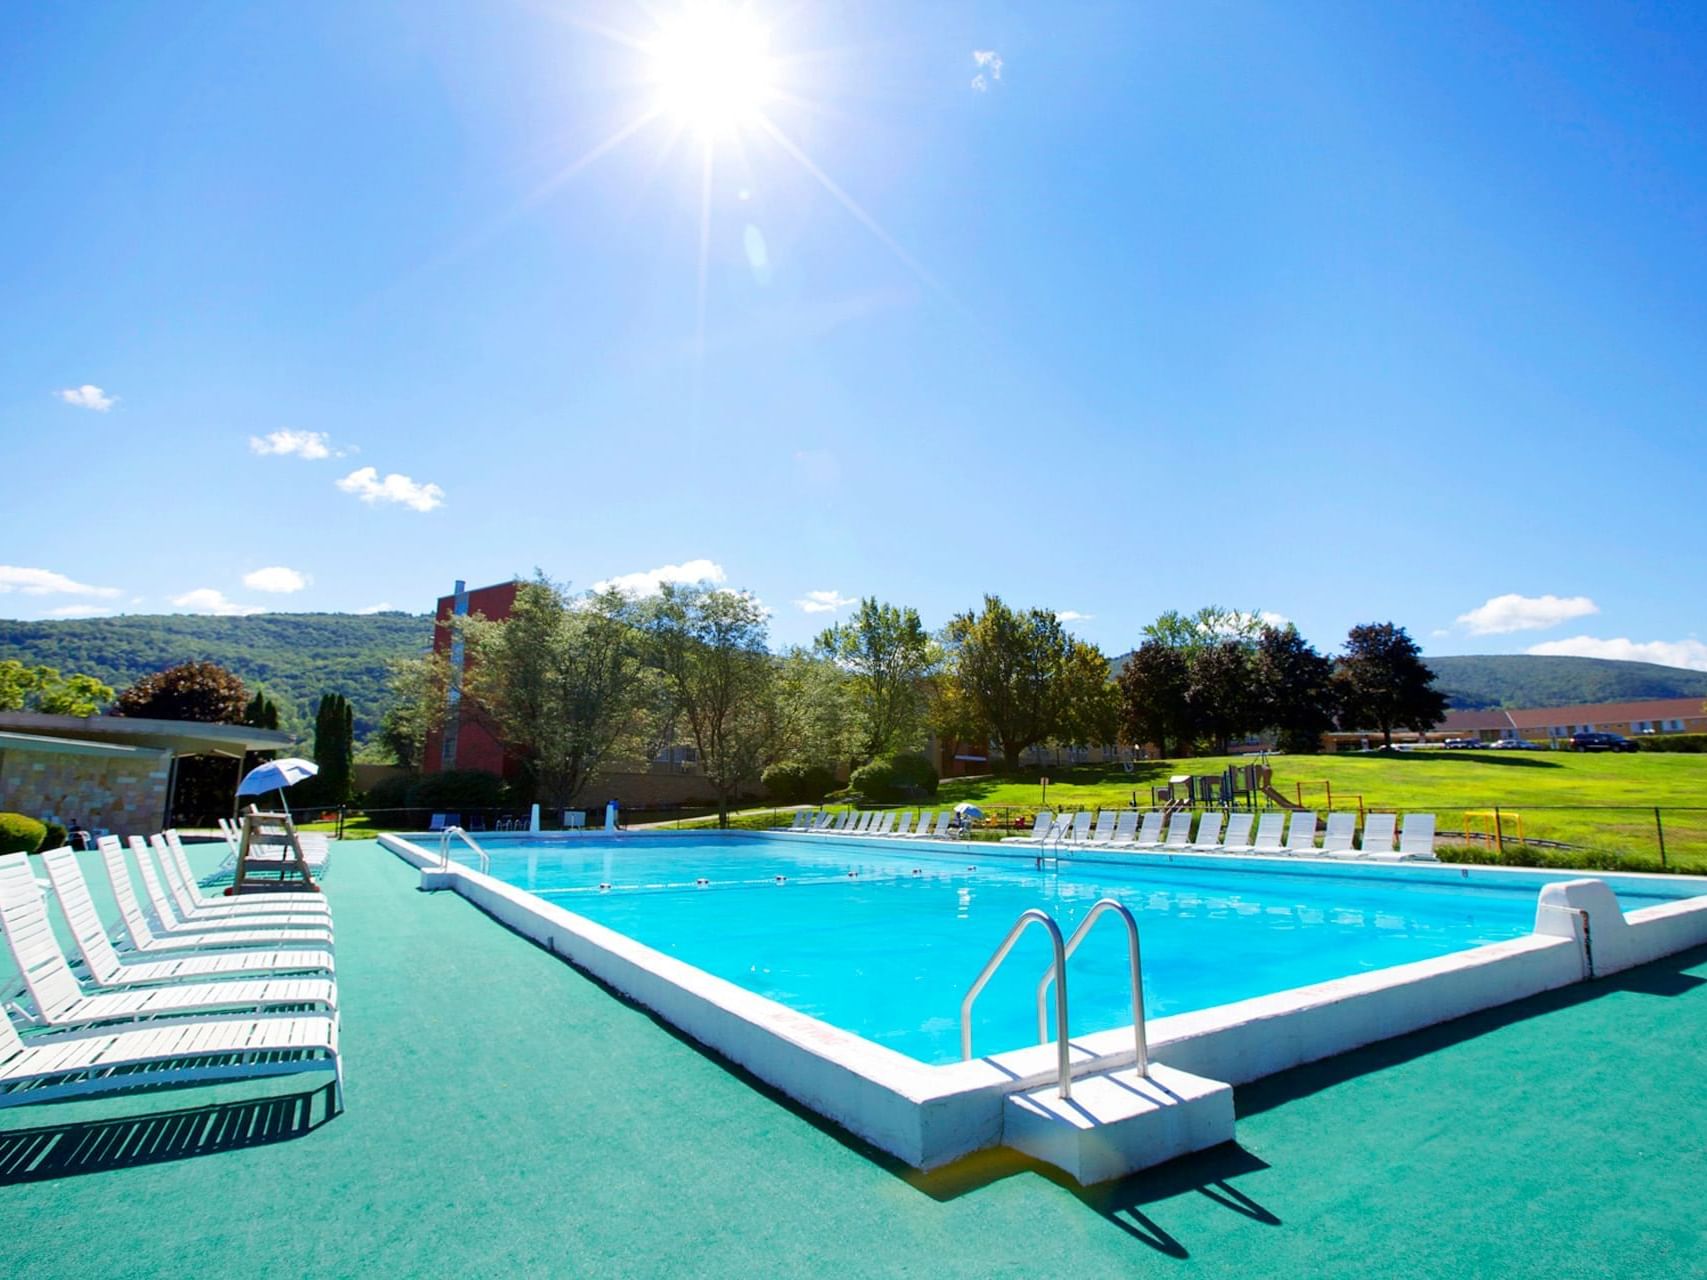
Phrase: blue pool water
[{"left": 452, "top": 833, "right": 1703, "bottom": 1065}]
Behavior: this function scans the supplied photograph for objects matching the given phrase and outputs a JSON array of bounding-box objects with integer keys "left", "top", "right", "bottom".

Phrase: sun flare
[{"left": 646, "top": 2, "right": 779, "bottom": 140}]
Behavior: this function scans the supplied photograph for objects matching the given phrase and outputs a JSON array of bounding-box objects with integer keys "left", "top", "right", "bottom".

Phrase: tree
[
  {"left": 375, "top": 652, "right": 451, "bottom": 769},
  {"left": 1056, "top": 640, "right": 1121, "bottom": 749},
  {"left": 647, "top": 584, "right": 775, "bottom": 826},
  {"left": 113, "top": 661, "right": 248, "bottom": 723},
  {"left": 244, "top": 691, "right": 280, "bottom": 731},
  {"left": 311, "top": 692, "right": 356, "bottom": 805},
  {"left": 1187, "top": 639, "right": 1260, "bottom": 754},
  {"left": 1333, "top": 623, "right": 1448, "bottom": 747},
  {"left": 1142, "top": 606, "right": 1265, "bottom": 654},
  {"left": 1253, "top": 625, "right": 1338, "bottom": 753},
  {"left": 0, "top": 660, "right": 114, "bottom": 717},
  {"left": 1117, "top": 641, "right": 1192, "bottom": 757},
  {"left": 942, "top": 595, "right": 1091, "bottom": 772},
  {"left": 814, "top": 598, "right": 939, "bottom": 763},
  {"left": 461, "top": 577, "right": 660, "bottom": 807},
  {"left": 773, "top": 648, "right": 859, "bottom": 773}
]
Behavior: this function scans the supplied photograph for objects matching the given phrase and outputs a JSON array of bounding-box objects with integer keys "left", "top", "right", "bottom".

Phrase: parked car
[
  {"left": 1442, "top": 738, "right": 1481, "bottom": 749},
  {"left": 1487, "top": 738, "right": 1543, "bottom": 750},
  {"left": 1570, "top": 731, "right": 1638, "bottom": 753}
]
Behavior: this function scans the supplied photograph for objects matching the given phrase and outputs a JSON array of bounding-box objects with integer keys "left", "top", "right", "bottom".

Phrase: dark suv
[{"left": 1570, "top": 731, "right": 1638, "bottom": 753}]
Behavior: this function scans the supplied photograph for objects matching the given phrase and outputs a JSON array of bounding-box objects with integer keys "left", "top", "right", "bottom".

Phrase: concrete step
[{"left": 1003, "top": 1063, "right": 1235, "bottom": 1185}]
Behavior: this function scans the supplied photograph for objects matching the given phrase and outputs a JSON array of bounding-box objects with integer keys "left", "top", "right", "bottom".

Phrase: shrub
[
  {"left": 409, "top": 768, "right": 507, "bottom": 811},
  {"left": 364, "top": 772, "right": 417, "bottom": 811},
  {"left": 0, "top": 813, "right": 47, "bottom": 855},
  {"left": 849, "top": 752, "right": 939, "bottom": 802},
  {"left": 1635, "top": 733, "right": 1707, "bottom": 754},
  {"left": 761, "top": 761, "right": 837, "bottom": 804},
  {"left": 1436, "top": 841, "right": 1679, "bottom": 877},
  {"left": 41, "top": 820, "right": 69, "bottom": 851}
]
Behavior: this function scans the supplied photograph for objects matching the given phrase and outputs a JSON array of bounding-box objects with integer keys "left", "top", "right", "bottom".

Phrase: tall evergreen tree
[{"left": 312, "top": 692, "right": 356, "bottom": 804}]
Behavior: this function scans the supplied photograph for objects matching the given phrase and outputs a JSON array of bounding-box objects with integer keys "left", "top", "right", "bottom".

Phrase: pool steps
[{"left": 1004, "top": 1063, "right": 1234, "bottom": 1185}]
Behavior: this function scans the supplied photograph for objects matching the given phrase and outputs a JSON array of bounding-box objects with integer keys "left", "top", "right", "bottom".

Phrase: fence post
[
  {"left": 1493, "top": 806, "right": 1505, "bottom": 855},
  {"left": 1655, "top": 806, "right": 1668, "bottom": 869}
]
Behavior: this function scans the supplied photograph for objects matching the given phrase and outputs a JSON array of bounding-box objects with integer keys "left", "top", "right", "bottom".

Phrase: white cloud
[
  {"left": 1055, "top": 610, "right": 1094, "bottom": 623},
  {"left": 1259, "top": 610, "right": 1290, "bottom": 628},
  {"left": 250, "top": 429, "right": 343, "bottom": 460},
  {"left": 170, "top": 588, "right": 265, "bottom": 617},
  {"left": 1525, "top": 636, "right": 1707, "bottom": 673},
  {"left": 46, "top": 603, "right": 119, "bottom": 619},
  {"left": 0, "top": 565, "right": 122, "bottom": 598},
  {"left": 1456, "top": 593, "right": 1599, "bottom": 636},
  {"left": 241, "top": 566, "right": 310, "bottom": 594},
  {"left": 355, "top": 602, "right": 395, "bottom": 615},
  {"left": 56, "top": 384, "right": 116, "bottom": 412},
  {"left": 336, "top": 466, "right": 445, "bottom": 512},
  {"left": 971, "top": 49, "right": 1003, "bottom": 91},
  {"left": 796, "top": 589, "right": 856, "bottom": 615},
  {"left": 594, "top": 558, "right": 727, "bottom": 597}
]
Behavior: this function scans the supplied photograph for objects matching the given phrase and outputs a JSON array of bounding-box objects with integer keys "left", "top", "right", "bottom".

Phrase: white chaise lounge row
[
  {"left": 0, "top": 832, "right": 343, "bottom": 1111},
  {"left": 789, "top": 809, "right": 963, "bottom": 840},
  {"left": 998, "top": 809, "right": 1438, "bottom": 861}
]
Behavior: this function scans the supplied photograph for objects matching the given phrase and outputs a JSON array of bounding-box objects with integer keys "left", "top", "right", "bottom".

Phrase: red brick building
[{"left": 421, "top": 578, "right": 519, "bottom": 776}]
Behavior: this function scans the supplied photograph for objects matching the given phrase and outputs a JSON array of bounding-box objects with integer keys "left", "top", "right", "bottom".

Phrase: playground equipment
[{"left": 1464, "top": 809, "right": 1525, "bottom": 852}]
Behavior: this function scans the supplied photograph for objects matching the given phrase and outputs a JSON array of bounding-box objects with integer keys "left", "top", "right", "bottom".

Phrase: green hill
[
  {"left": 1425, "top": 654, "right": 1707, "bottom": 710},
  {"left": 0, "top": 612, "right": 432, "bottom": 740}
]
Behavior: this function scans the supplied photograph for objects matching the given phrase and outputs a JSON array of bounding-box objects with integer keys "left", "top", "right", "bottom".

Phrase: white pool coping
[{"left": 380, "top": 830, "right": 1707, "bottom": 1170}]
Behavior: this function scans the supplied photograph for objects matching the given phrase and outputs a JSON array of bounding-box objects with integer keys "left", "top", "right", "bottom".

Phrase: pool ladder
[
  {"left": 960, "top": 899, "right": 1149, "bottom": 1101},
  {"left": 438, "top": 826, "right": 490, "bottom": 874}
]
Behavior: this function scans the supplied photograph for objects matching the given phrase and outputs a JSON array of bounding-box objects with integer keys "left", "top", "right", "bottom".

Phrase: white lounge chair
[
  {"left": 1062, "top": 812, "right": 1093, "bottom": 844},
  {"left": 910, "top": 812, "right": 950, "bottom": 840},
  {"left": 1108, "top": 811, "right": 1139, "bottom": 846},
  {"left": 1359, "top": 813, "right": 1398, "bottom": 857},
  {"left": 871, "top": 812, "right": 895, "bottom": 836},
  {"left": 890, "top": 812, "right": 916, "bottom": 838},
  {"left": 0, "top": 853, "right": 336, "bottom": 1030},
  {"left": 1088, "top": 810, "right": 1118, "bottom": 845},
  {"left": 1219, "top": 812, "right": 1256, "bottom": 852},
  {"left": 96, "top": 839, "right": 334, "bottom": 956},
  {"left": 1282, "top": 813, "right": 1318, "bottom": 855},
  {"left": 788, "top": 811, "right": 810, "bottom": 831},
  {"left": 1320, "top": 813, "right": 1358, "bottom": 855},
  {"left": 42, "top": 847, "right": 334, "bottom": 984},
  {"left": 0, "top": 1004, "right": 342, "bottom": 1110},
  {"left": 1001, "top": 812, "right": 1055, "bottom": 844},
  {"left": 1160, "top": 812, "right": 1195, "bottom": 851},
  {"left": 160, "top": 834, "right": 331, "bottom": 916},
  {"left": 138, "top": 838, "right": 329, "bottom": 931},
  {"left": 117, "top": 839, "right": 333, "bottom": 948},
  {"left": 1130, "top": 812, "right": 1166, "bottom": 850},
  {"left": 1391, "top": 813, "right": 1439, "bottom": 861},
  {"left": 1190, "top": 812, "right": 1227, "bottom": 852},
  {"left": 1251, "top": 813, "right": 1286, "bottom": 853}
]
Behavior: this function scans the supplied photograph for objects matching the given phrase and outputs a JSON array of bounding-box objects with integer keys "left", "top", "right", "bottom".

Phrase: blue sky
[{"left": 2, "top": 1, "right": 1704, "bottom": 666}]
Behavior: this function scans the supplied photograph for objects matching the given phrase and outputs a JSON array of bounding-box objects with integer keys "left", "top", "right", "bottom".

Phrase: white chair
[
  {"left": 910, "top": 812, "right": 951, "bottom": 840},
  {"left": 890, "top": 812, "right": 916, "bottom": 838},
  {"left": 121, "top": 839, "right": 334, "bottom": 947},
  {"left": 871, "top": 812, "right": 895, "bottom": 836},
  {"left": 0, "top": 1003, "right": 342, "bottom": 1111},
  {"left": 42, "top": 847, "right": 334, "bottom": 984},
  {"left": 1063, "top": 812, "right": 1093, "bottom": 844},
  {"left": 1160, "top": 813, "right": 1195, "bottom": 851},
  {"left": 142, "top": 837, "right": 329, "bottom": 929},
  {"left": 1359, "top": 813, "right": 1398, "bottom": 857},
  {"left": 788, "top": 811, "right": 810, "bottom": 831},
  {"left": 1190, "top": 812, "right": 1227, "bottom": 852},
  {"left": 1131, "top": 812, "right": 1166, "bottom": 850},
  {"left": 0, "top": 853, "right": 337, "bottom": 1030},
  {"left": 1001, "top": 812, "right": 1055, "bottom": 844},
  {"left": 1282, "top": 813, "right": 1318, "bottom": 854},
  {"left": 161, "top": 833, "right": 331, "bottom": 916},
  {"left": 1251, "top": 813, "right": 1286, "bottom": 853},
  {"left": 1320, "top": 813, "right": 1358, "bottom": 855},
  {"left": 1368, "top": 814, "right": 1438, "bottom": 862},
  {"left": 1108, "top": 811, "right": 1139, "bottom": 846},
  {"left": 1087, "top": 810, "right": 1118, "bottom": 845},
  {"left": 1219, "top": 812, "right": 1256, "bottom": 852}
]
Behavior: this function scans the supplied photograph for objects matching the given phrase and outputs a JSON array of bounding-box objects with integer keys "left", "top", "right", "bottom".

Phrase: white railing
[
  {"left": 1035, "top": 898, "right": 1149, "bottom": 1077},
  {"left": 438, "top": 826, "right": 490, "bottom": 874},
  {"left": 960, "top": 909, "right": 1073, "bottom": 1098}
]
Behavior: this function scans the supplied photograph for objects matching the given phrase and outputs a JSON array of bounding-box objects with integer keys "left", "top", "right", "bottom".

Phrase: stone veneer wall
[{"left": 0, "top": 746, "right": 172, "bottom": 838}]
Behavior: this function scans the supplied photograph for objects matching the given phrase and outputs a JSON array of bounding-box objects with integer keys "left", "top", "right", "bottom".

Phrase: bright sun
[{"left": 647, "top": 2, "right": 779, "bottom": 140}]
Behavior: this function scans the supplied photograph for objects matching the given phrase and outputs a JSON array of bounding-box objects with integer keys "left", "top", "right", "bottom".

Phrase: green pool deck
[{"left": 3, "top": 839, "right": 1706, "bottom": 1278}]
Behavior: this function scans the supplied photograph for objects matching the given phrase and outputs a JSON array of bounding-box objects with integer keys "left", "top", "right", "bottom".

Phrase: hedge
[
  {"left": 1634, "top": 733, "right": 1707, "bottom": 754},
  {"left": 0, "top": 813, "right": 48, "bottom": 856},
  {"left": 760, "top": 761, "right": 837, "bottom": 804}
]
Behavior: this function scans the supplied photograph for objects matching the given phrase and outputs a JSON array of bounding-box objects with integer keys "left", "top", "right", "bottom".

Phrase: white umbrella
[
  {"left": 236, "top": 757, "right": 319, "bottom": 818},
  {"left": 954, "top": 803, "right": 985, "bottom": 821}
]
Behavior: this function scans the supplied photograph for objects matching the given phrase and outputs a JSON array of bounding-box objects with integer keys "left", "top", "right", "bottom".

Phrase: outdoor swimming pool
[{"left": 443, "top": 833, "right": 1705, "bottom": 1065}]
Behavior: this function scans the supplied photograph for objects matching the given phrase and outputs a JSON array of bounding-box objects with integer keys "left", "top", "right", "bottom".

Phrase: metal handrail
[
  {"left": 960, "top": 908, "right": 1073, "bottom": 1099},
  {"left": 439, "top": 826, "right": 490, "bottom": 874},
  {"left": 1035, "top": 898, "right": 1149, "bottom": 1077}
]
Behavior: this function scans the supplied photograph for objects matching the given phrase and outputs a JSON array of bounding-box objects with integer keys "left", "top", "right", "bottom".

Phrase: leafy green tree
[
  {"left": 1187, "top": 639, "right": 1260, "bottom": 754},
  {"left": 815, "top": 598, "right": 939, "bottom": 763},
  {"left": 461, "top": 576, "right": 661, "bottom": 807},
  {"left": 647, "top": 583, "right": 776, "bottom": 826},
  {"left": 375, "top": 652, "right": 451, "bottom": 769},
  {"left": 1056, "top": 640, "right": 1121, "bottom": 749},
  {"left": 1142, "top": 606, "right": 1265, "bottom": 654},
  {"left": 1254, "top": 625, "right": 1338, "bottom": 753},
  {"left": 311, "top": 692, "right": 356, "bottom": 805},
  {"left": 113, "top": 661, "right": 248, "bottom": 723},
  {"left": 942, "top": 595, "right": 1099, "bottom": 772},
  {"left": 1333, "top": 622, "right": 1448, "bottom": 747},
  {"left": 772, "top": 648, "right": 858, "bottom": 774},
  {"left": 1117, "top": 640, "right": 1193, "bottom": 757},
  {"left": 0, "top": 660, "right": 113, "bottom": 717}
]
